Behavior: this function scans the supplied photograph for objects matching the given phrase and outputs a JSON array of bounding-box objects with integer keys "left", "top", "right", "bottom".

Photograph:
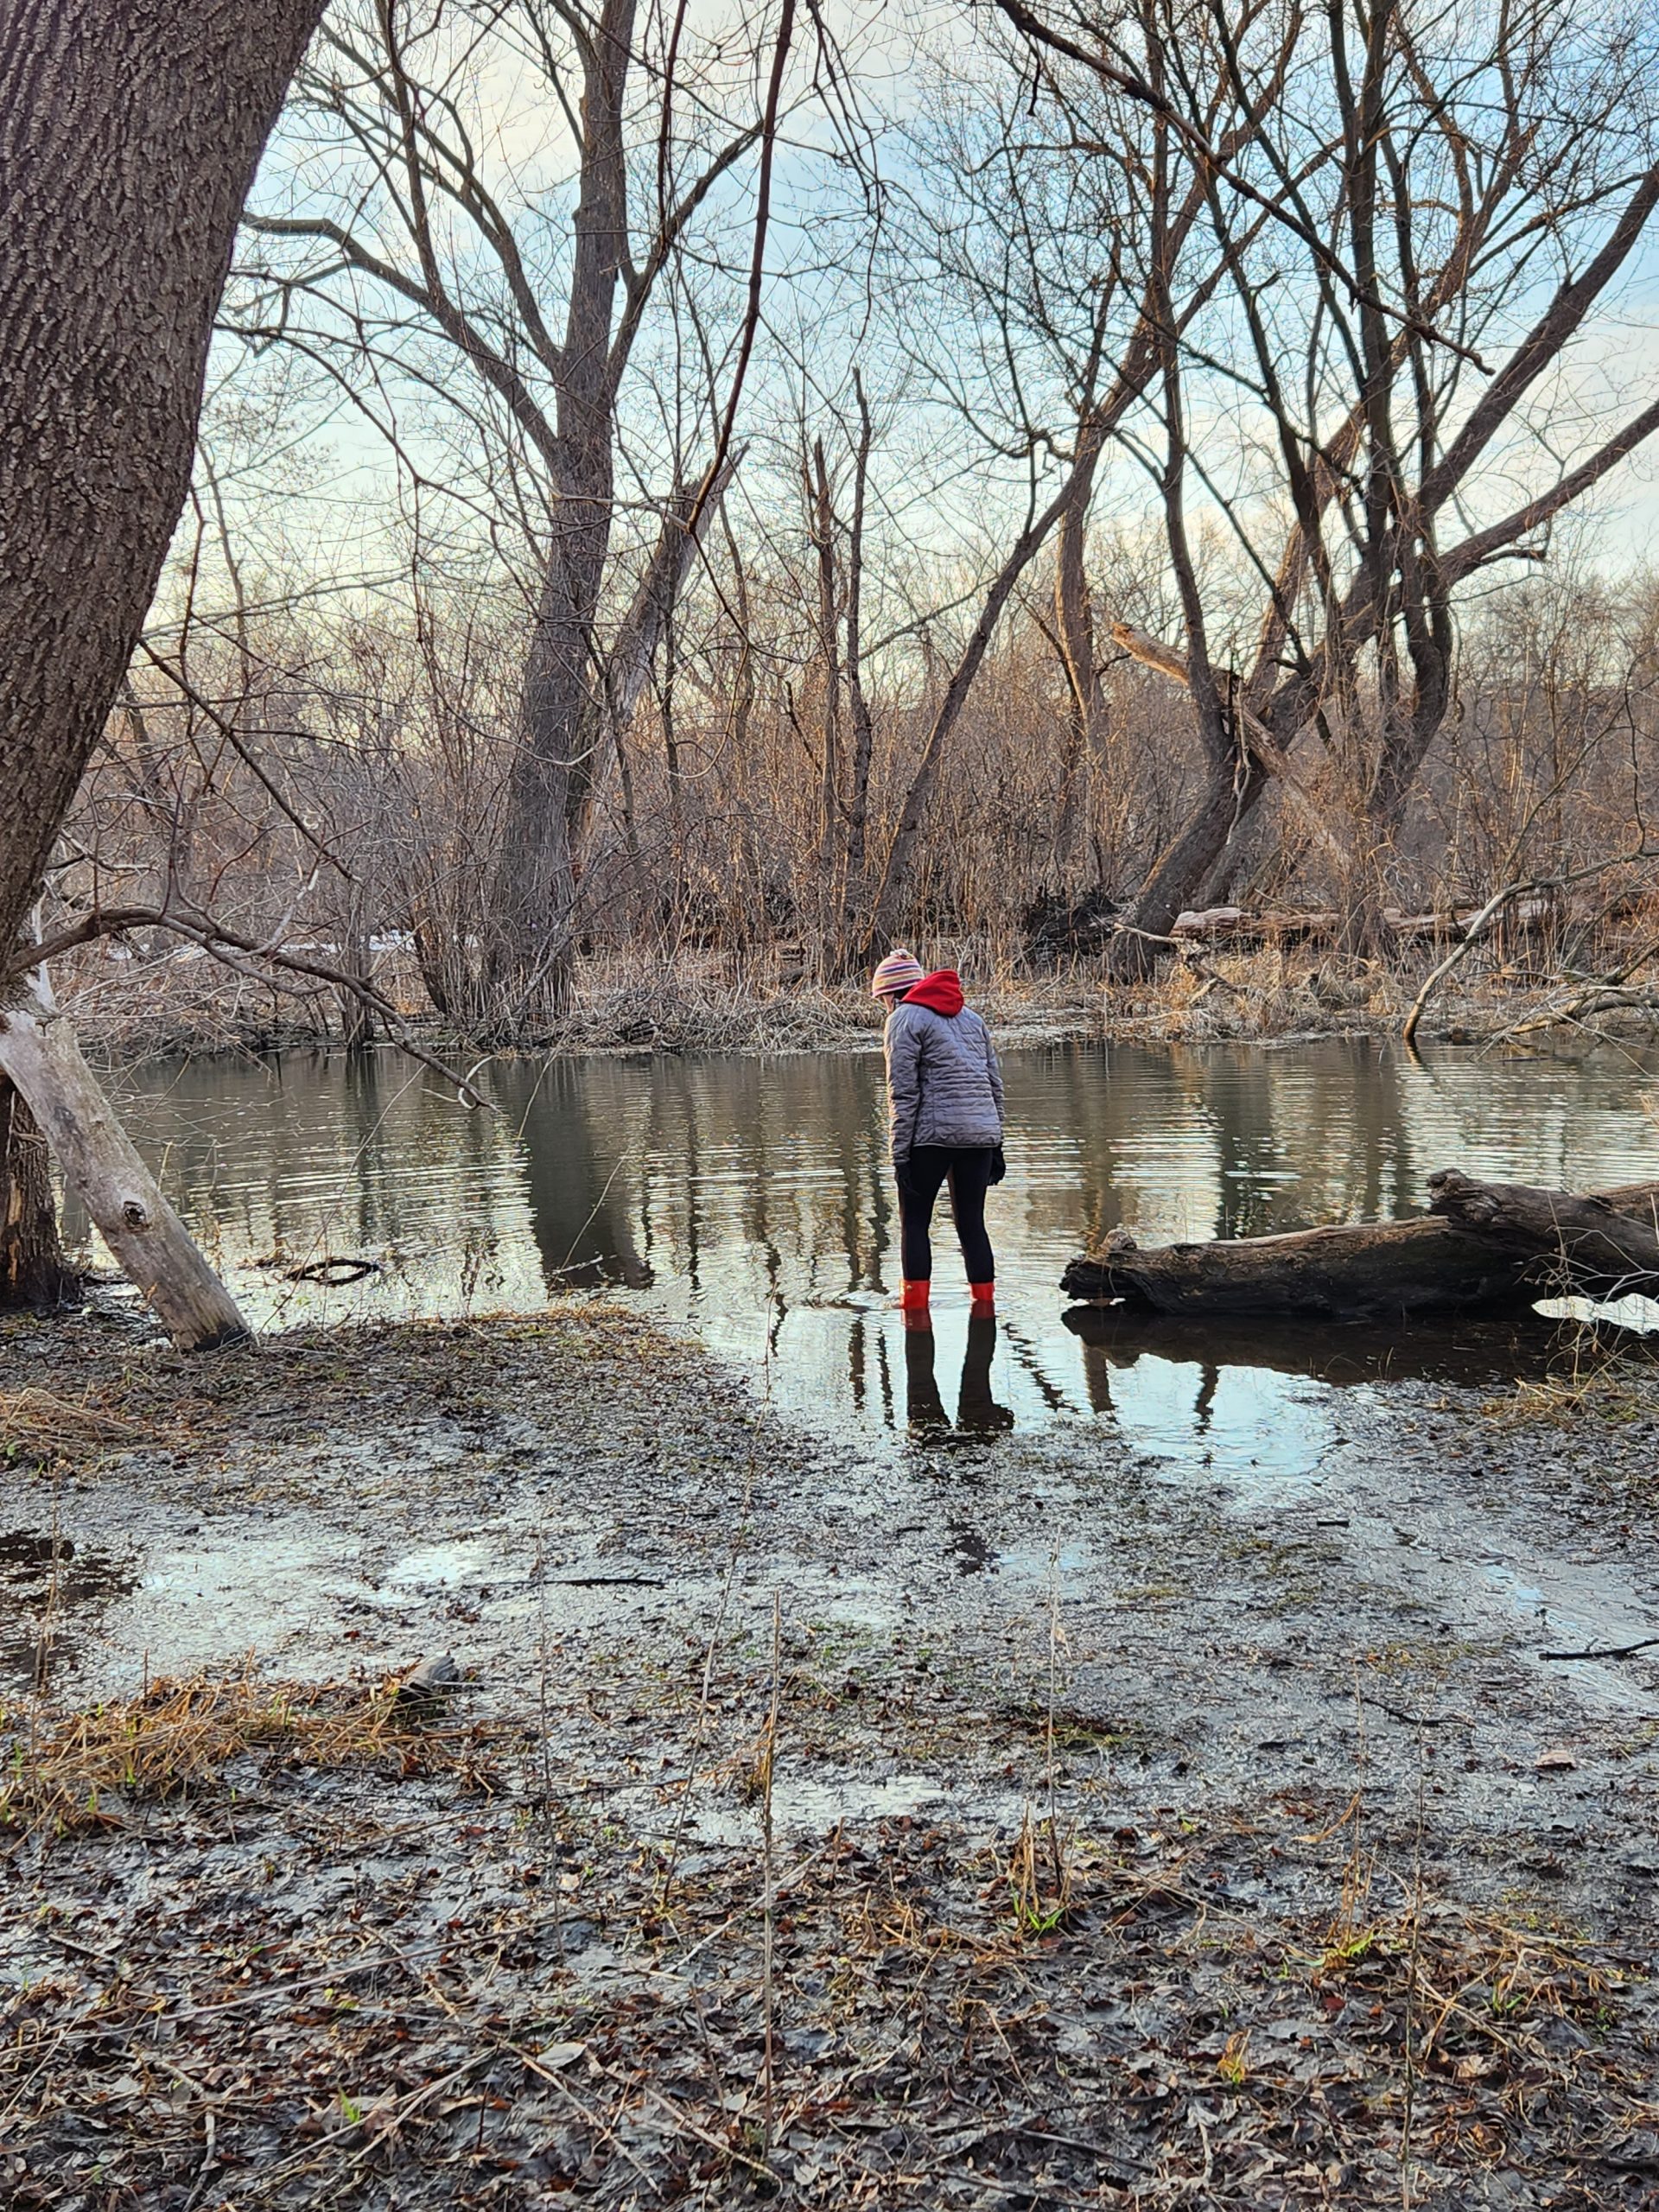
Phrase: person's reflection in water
[
  {"left": 1192, "top": 1361, "right": 1219, "bottom": 1436},
  {"left": 957, "top": 1310, "right": 1014, "bottom": 1433},
  {"left": 902, "top": 1312, "right": 950, "bottom": 1431},
  {"left": 901, "top": 1311, "right": 1014, "bottom": 1436}
]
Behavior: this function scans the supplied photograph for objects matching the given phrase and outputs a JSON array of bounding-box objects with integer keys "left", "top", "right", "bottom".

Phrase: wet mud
[{"left": 3, "top": 1300, "right": 1657, "bottom": 2207}]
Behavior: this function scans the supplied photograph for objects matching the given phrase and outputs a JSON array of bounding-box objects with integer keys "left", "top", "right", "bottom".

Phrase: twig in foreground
[{"left": 1540, "top": 1635, "right": 1659, "bottom": 1662}]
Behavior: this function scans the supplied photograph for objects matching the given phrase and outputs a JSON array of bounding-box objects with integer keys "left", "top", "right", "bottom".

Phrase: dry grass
[
  {"left": 4, "top": 1662, "right": 1654, "bottom": 2208},
  {"left": 0, "top": 1386, "right": 151, "bottom": 1460},
  {"left": 550, "top": 965, "right": 873, "bottom": 1053},
  {"left": 1478, "top": 1324, "right": 1659, "bottom": 1428},
  {"left": 1485, "top": 1370, "right": 1650, "bottom": 1427},
  {"left": 0, "top": 1671, "right": 499, "bottom": 1834}
]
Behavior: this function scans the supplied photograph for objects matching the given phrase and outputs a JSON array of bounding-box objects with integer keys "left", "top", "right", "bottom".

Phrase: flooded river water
[{"left": 72, "top": 1037, "right": 1659, "bottom": 1473}]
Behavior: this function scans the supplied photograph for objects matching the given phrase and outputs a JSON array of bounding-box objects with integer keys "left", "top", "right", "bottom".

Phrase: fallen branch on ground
[
  {"left": 1402, "top": 850, "right": 1659, "bottom": 1046},
  {"left": 1539, "top": 1637, "right": 1659, "bottom": 1662}
]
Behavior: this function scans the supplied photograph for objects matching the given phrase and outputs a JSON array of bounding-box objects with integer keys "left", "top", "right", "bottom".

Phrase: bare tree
[
  {"left": 856, "top": 0, "right": 1304, "bottom": 961},
  {"left": 999, "top": 0, "right": 1659, "bottom": 956},
  {"left": 234, "top": 0, "right": 798, "bottom": 1037}
]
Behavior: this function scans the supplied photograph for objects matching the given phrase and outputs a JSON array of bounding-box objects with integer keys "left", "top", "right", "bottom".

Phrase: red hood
[{"left": 903, "top": 969, "right": 964, "bottom": 1017}]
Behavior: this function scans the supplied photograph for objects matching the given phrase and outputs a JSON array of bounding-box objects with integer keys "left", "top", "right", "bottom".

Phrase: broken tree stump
[
  {"left": 1060, "top": 1173, "right": 1659, "bottom": 1323},
  {"left": 0, "top": 970, "right": 250, "bottom": 1350}
]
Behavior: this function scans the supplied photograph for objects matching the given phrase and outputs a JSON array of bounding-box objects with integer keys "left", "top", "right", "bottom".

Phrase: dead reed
[
  {"left": 0, "top": 1386, "right": 150, "bottom": 1460},
  {"left": 0, "top": 1670, "right": 499, "bottom": 1834}
]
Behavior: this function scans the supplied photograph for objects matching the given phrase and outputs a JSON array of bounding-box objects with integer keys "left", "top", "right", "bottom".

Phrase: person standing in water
[{"left": 872, "top": 949, "right": 1005, "bottom": 1313}]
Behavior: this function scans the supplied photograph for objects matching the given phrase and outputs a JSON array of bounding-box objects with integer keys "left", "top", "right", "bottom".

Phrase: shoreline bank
[{"left": 60, "top": 956, "right": 1659, "bottom": 1072}]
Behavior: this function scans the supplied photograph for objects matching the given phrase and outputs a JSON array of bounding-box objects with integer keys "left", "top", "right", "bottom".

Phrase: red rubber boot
[
  {"left": 969, "top": 1281, "right": 995, "bottom": 1309},
  {"left": 898, "top": 1279, "right": 931, "bottom": 1312}
]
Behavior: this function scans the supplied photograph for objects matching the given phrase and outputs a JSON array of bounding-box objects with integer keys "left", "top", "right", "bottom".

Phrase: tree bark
[
  {"left": 1061, "top": 1175, "right": 1659, "bottom": 1322},
  {"left": 337, "top": 923, "right": 377, "bottom": 1052},
  {"left": 1062, "top": 1213, "right": 1531, "bottom": 1321},
  {"left": 581, "top": 449, "right": 744, "bottom": 918},
  {"left": 1110, "top": 753, "right": 1269, "bottom": 973},
  {"left": 839, "top": 373, "right": 877, "bottom": 935},
  {"left": 482, "top": 518, "right": 604, "bottom": 1037},
  {"left": 1052, "top": 439, "right": 1106, "bottom": 887},
  {"left": 0, "top": 0, "right": 327, "bottom": 955},
  {"left": 0, "top": 976, "right": 248, "bottom": 1348},
  {"left": 1426, "top": 1170, "right": 1659, "bottom": 1300},
  {"left": 480, "top": 0, "right": 638, "bottom": 1038},
  {"left": 0, "top": 1078, "right": 78, "bottom": 1309},
  {"left": 810, "top": 435, "right": 842, "bottom": 891}
]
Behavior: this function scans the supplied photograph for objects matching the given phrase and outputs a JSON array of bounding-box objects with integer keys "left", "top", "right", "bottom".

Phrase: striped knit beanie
[{"left": 871, "top": 948, "right": 925, "bottom": 999}]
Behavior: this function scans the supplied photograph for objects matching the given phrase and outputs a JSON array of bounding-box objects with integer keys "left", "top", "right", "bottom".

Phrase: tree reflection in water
[{"left": 84, "top": 1039, "right": 1659, "bottom": 1459}]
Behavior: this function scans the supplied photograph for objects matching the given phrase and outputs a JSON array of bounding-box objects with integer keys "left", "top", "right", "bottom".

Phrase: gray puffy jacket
[{"left": 885, "top": 1000, "right": 1004, "bottom": 1162}]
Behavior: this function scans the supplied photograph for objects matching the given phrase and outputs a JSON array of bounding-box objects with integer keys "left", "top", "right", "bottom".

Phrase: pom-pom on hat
[{"left": 871, "top": 948, "right": 925, "bottom": 998}]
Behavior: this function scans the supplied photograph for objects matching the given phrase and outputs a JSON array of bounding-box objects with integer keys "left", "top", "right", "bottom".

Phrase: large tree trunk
[
  {"left": 1052, "top": 440, "right": 1105, "bottom": 887},
  {"left": 480, "top": 443, "right": 737, "bottom": 1037},
  {"left": 0, "top": 0, "right": 323, "bottom": 1342},
  {"left": 0, "top": 0, "right": 327, "bottom": 951},
  {"left": 0, "top": 976, "right": 248, "bottom": 1347},
  {"left": 1060, "top": 1173, "right": 1659, "bottom": 1323},
  {"left": 1110, "top": 755, "right": 1271, "bottom": 974},
  {"left": 483, "top": 474, "right": 610, "bottom": 1037},
  {"left": 0, "top": 1078, "right": 78, "bottom": 1309},
  {"left": 837, "top": 375, "right": 877, "bottom": 954},
  {"left": 479, "top": 0, "right": 637, "bottom": 1041}
]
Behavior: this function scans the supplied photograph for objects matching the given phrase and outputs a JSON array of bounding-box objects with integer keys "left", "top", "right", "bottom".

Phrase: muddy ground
[{"left": 3, "top": 1301, "right": 1658, "bottom": 2209}]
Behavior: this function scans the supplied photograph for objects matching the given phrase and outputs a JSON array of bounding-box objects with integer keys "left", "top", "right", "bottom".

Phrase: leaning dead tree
[
  {"left": 0, "top": 0, "right": 326, "bottom": 1344},
  {"left": 1062, "top": 1171, "right": 1659, "bottom": 1322}
]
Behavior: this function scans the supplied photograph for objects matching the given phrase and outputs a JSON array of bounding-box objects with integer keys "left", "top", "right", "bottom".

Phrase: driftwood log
[
  {"left": 1060, "top": 1173, "right": 1659, "bottom": 1323},
  {"left": 1168, "top": 893, "right": 1609, "bottom": 947}
]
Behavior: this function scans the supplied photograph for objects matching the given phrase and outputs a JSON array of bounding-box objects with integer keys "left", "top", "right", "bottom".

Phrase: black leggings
[{"left": 898, "top": 1145, "right": 996, "bottom": 1282}]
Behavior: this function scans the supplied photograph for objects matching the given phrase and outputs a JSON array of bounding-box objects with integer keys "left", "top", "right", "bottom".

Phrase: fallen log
[
  {"left": 1060, "top": 1174, "right": 1659, "bottom": 1323},
  {"left": 1170, "top": 893, "right": 1599, "bottom": 950},
  {"left": 1170, "top": 906, "right": 1338, "bottom": 943},
  {"left": 1427, "top": 1170, "right": 1659, "bottom": 1300}
]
